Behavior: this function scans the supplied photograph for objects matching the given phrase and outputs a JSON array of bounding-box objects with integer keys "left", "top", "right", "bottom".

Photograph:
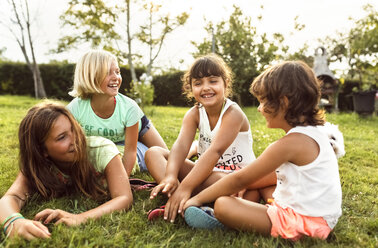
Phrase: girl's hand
[
  {"left": 164, "top": 186, "right": 192, "bottom": 223},
  {"left": 183, "top": 197, "right": 202, "bottom": 211},
  {"left": 34, "top": 209, "right": 86, "bottom": 227},
  {"left": 231, "top": 188, "right": 247, "bottom": 198},
  {"left": 6, "top": 218, "right": 50, "bottom": 240},
  {"left": 150, "top": 176, "right": 179, "bottom": 199}
]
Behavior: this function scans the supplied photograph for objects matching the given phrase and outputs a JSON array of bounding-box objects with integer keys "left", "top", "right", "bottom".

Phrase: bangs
[{"left": 190, "top": 58, "right": 224, "bottom": 79}]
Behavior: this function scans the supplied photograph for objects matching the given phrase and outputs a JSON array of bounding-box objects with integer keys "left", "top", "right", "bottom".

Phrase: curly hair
[
  {"left": 182, "top": 54, "right": 233, "bottom": 100},
  {"left": 250, "top": 61, "right": 325, "bottom": 126}
]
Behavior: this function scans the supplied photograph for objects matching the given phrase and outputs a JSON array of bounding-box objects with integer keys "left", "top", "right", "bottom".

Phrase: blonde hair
[
  {"left": 69, "top": 50, "right": 118, "bottom": 99},
  {"left": 182, "top": 54, "right": 233, "bottom": 100}
]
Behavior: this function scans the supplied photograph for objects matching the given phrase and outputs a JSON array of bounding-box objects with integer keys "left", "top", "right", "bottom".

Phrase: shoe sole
[{"left": 184, "top": 206, "right": 224, "bottom": 229}]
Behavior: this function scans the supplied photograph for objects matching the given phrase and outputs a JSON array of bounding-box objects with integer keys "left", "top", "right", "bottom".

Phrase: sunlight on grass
[{"left": 0, "top": 95, "right": 377, "bottom": 247}]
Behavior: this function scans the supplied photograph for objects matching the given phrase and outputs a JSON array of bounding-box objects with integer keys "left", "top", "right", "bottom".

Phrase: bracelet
[
  {"left": 3, "top": 216, "right": 25, "bottom": 234},
  {"left": 2, "top": 213, "right": 23, "bottom": 228}
]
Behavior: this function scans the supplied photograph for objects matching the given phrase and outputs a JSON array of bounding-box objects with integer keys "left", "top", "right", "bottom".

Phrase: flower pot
[{"left": 352, "top": 90, "right": 376, "bottom": 116}]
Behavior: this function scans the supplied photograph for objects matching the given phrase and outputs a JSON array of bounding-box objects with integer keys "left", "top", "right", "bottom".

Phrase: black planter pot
[{"left": 352, "top": 90, "right": 376, "bottom": 116}]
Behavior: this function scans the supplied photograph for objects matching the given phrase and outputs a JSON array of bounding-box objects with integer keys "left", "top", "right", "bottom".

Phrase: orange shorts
[{"left": 266, "top": 200, "right": 332, "bottom": 241}]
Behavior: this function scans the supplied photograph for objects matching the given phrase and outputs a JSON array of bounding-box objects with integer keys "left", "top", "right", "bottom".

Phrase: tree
[
  {"left": 56, "top": 0, "right": 188, "bottom": 82},
  {"left": 136, "top": 2, "right": 188, "bottom": 77},
  {"left": 322, "top": 4, "right": 378, "bottom": 90},
  {"left": 193, "top": 6, "right": 284, "bottom": 106},
  {"left": 1, "top": 0, "right": 46, "bottom": 98}
]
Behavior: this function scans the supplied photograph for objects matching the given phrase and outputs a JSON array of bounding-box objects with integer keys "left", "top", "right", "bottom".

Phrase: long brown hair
[
  {"left": 18, "top": 101, "right": 107, "bottom": 199},
  {"left": 250, "top": 61, "right": 325, "bottom": 126}
]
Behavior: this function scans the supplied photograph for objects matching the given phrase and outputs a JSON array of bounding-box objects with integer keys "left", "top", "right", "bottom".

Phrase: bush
[
  {"left": 0, "top": 62, "right": 142, "bottom": 101},
  {"left": 152, "top": 71, "right": 193, "bottom": 106}
]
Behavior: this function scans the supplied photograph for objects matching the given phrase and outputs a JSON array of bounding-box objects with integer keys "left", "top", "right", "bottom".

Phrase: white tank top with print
[{"left": 197, "top": 98, "right": 255, "bottom": 173}]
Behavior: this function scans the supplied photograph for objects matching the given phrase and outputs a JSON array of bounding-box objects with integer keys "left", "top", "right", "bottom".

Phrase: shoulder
[
  {"left": 278, "top": 131, "right": 319, "bottom": 163},
  {"left": 117, "top": 93, "right": 142, "bottom": 110},
  {"left": 117, "top": 93, "right": 137, "bottom": 104},
  {"left": 181, "top": 106, "right": 199, "bottom": 128},
  {"left": 184, "top": 106, "right": 199, "bottom": 120},
  {"left": 86, "top": 136, "right": 120, "bottom": 173},
  {"left": 223, "top": 103, "right": 246, "bottom": 123}
]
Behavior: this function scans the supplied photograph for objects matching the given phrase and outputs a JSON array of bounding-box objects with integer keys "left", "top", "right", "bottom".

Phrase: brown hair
[
  {"left": 18, "top": 101, "right": 107, "bottom": 199},
  {"left": 182, "top": 54, "right": 233, "bottom": 100},
  {"left": 250, "top": 61, "right": 325, "bottom": 126}
]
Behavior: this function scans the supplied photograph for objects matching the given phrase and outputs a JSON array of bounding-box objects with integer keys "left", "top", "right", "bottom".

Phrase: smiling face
[
  {"left": 191, "top": 75, "right": 226, "bottom": 108},
  {"left": 44, "top": 114, "right": 76, "bottom": 169},
  {"left": 100, "top": 60, "right": 122, "bottom": 97}
]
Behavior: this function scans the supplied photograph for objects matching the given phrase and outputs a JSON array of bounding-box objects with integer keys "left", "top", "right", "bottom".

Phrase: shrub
[{"left": 152, "top": 71, "right": 192, "bottom": 106}]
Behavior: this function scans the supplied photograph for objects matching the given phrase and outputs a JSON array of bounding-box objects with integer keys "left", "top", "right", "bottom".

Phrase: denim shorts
[
  {"left": 139, "top": 115, "right": 151, "bottom": 140},
  {"left": 115, "top": 115, "right": 151, "bottom": 171}
]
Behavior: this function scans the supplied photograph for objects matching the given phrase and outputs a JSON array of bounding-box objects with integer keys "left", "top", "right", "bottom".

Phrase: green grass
[{"left": 0, "top": 95, "right": 377, "bottom": 247}]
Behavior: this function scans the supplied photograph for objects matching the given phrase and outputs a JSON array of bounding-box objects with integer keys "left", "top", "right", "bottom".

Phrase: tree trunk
[{"left": 126, "top": 0, "right": 137, "bottom": 83}]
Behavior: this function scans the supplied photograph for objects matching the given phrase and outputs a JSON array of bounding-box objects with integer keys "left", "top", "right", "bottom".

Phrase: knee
[
  {"left": 145, "top": 146, "right": 168, "bottom": 168},
  {"left": 214, "top": 196, "right": 231, "bottom": 221}
]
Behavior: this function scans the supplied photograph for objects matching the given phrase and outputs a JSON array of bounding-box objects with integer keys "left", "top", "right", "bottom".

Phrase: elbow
[{"left": 118, "top": 194, "right": 133, "bottom": 211}]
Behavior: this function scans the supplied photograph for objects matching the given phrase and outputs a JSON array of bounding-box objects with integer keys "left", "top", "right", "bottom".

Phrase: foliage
[
  {"left": 127, "top": 73, "right": 154, "bottom": 111},
  {"left": 0, "top": 62, "right": 143, "bottom": 101},
  {"left": 0, "top": 95, "right": 377, "bottom": 247},
  {"left": 135, "top": 2, "right": 188, "bottom": 77},
  {"left": 0, "top": 0, "right": 46, "bottom": 98},
  {"left": 55, "top": 0, "right": 120, "bottom": 55},
  {"left": 192, "top": 6, "right": 287, "bottom": 106},
  {"left": 56, "top": 0, "right": 188, "bottom": 80},
  {"left": 322, "top": 4, "right": 378, "bottom": 92},
  {"left": 151, "top": 71, "right": 192, "bottom": 106}
]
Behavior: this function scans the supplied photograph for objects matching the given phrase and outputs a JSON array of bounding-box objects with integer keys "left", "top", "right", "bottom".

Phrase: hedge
[
  {"left": 0, "top": 62, "right": 362, "bottom": 110},
  {"left": 0, "top": 62, "right": 143, "bottom": 101}
]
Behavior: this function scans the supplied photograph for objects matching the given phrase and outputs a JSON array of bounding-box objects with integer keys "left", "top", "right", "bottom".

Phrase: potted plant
[
  {"left": 352, "top": 83, "right": 376, "bottom": 117},
  {"left": 323, "top": 4, "right": 377, "bottom": 116}
]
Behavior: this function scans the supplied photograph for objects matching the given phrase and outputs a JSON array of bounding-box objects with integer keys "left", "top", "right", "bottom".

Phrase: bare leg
[
  {"left": 145, "top": 146, "right": 170, "bottom": 183},
  {"left": 139, "top": 125, "right": 168, "bottom": 149},
  {"left": 145, "top": 146, "right": 197, "bottom": 183},
  {"left": 242, "top": 190, "right": 261, "bottom": 202},
  {"left": 214, "top": 196, "right": 272, "bottom": 235},
  {"left": 145, "top": 146, "right": 226, "bottom": 192},
  {"left": 186, "top": 140, "right": 198, "bottom": 159},
  {"left": 259, "top": 185, "right": 276, "bottom": 202}
]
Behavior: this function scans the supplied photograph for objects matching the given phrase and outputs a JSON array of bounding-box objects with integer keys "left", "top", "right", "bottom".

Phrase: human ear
[{"left": 281, "top": 96, "right": 289, "bottom": 111}]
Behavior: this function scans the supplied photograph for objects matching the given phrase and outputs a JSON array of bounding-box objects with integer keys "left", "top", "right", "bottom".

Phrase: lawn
[{"left": 0, "top": 95, "right": 377, "bottom": 247}]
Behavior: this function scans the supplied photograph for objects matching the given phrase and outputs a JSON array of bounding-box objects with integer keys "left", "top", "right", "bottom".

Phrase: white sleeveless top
[
  {"left": 197, "top": 99, "right": 255, "bottom": 173},
  {"left": 273, "top": 125, "right": 342, "bottom": 228}
]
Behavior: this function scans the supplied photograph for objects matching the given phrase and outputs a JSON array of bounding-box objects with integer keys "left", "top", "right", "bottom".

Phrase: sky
[{"left": 0, "top": 0, "right": 376, "bottom": 76}]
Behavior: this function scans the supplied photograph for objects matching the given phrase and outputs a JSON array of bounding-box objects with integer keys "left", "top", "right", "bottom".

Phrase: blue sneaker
[{"left": 184, "top": 206, "right": 225, "bottom": 229}]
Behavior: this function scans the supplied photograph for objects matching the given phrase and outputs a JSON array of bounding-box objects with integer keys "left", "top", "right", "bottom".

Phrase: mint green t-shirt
[
  {"left": 53, "top": 136, "right": 120, "bottom": 184},
  {"left": 67, "top": 93, "right": 144, "bottom": 143},
  {"left": 87, "top": 136, "right": 121, "bottom": 173}
]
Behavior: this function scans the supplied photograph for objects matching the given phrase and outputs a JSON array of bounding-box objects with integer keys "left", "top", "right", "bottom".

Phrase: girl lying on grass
[
  {"left": 0, "top": 102, "right": 132, "bottom": 240},
  {"left": 146, "top": 54, "right": 276, "bottom": 223},
  {"left": 184, "top": 61, "right": 345, "bottom": 241}
]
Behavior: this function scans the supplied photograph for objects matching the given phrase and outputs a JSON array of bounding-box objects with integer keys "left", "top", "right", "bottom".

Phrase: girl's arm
[
  {"left": 184, "top": 134, "right": 299, "bottom": 208},
  {"left": 0, "top": 173, "right": 50, "bottom": 239},
  {"left": 150, "top": 107, "right": 198, "bottom": 197},
  {"left": 34, "top": 155, "right": 133, "bottom": 226},
  {"left": 123, "top": 122, "right": 139, "bottom": 176},
  {"left": 166, "top": 106, "right": 246, "bottom": 221}
]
